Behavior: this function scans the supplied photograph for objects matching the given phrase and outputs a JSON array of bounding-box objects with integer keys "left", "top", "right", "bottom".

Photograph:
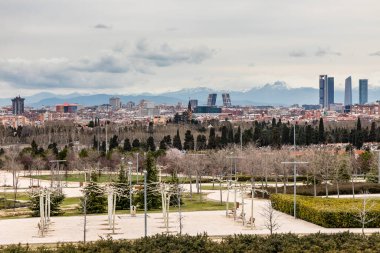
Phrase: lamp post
[
  {"left": 136, "top": 153, "right": 139, "bottom": 184},
  {"left": 281, "top": 161, "right": 308, "bottom": 218},
  {"left": 143, "top": 169, "right": 147, "bottom": 237},
  {"left": 128, "top": 161, "right": 133, "bottom": 216}
]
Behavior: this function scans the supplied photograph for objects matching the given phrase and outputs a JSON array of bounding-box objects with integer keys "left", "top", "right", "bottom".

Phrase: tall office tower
[
  {"left": 327, "top": 77, "right": 334, "bottom": 105},
  {"left": 319, "top": 75, "right": 328, "bottom": 108},
  {"left": 189, "top": 99, "right": 198, "bottom": 109},
  {"left": 109, "top": 97, "right": 121, "bottom": 110},
  {"left": 344, "top": 76, "right": 352, "bottom": 106},
  {"left": 11, "top": 96, "right": 25, "bottom": 115},
  {"left": 222, "top": 93, "right": 232, "bottom": 107},
  {"left": 207, "top": 93, "right": 217, "bottom": 106},
  {"left": 359, "top": 79, "right": 368, "bottom": 105}
]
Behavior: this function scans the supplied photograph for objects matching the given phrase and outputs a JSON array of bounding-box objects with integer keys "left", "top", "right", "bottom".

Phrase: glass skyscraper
[
  {"left": 327, "top": 77, "right": 334, "bottom": 105},
  {"left": 359, "top": 79, "right": 368, "bottom": 105},
  {"left": 319, "top": 75, "right": 328, "bottom": 108},
  {"left": 344, "top": 76, "right": 352, "bottom": 106}
]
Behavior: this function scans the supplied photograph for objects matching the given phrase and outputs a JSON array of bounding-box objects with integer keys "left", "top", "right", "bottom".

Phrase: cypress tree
[
  {"left": 173, "top": 129, "right": 182, "bottom": 150},
  {"left": 318, "top": 118, "right": 325, "bottom": 143},
  {"left": 123, "top": 138, "right": 131, "bottom": 152},
  {"left": 183, "top": 130, "right": 195, "bottom": 150},
  {"left": 207, "top": 127, "right": 217, "bottom": 149}
]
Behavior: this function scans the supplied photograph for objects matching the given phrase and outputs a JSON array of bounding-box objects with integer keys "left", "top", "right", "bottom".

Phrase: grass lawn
[
  {"left": 1, "top": 191, "right": 228, "bottom": 219},
  {"left": 200, "top": 185, "right": 228, "bottom": 191}
]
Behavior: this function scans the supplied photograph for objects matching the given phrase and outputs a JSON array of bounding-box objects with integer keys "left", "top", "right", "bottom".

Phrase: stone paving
[{"left": 1, "top": 170, "right": 380, "bottom": 245}]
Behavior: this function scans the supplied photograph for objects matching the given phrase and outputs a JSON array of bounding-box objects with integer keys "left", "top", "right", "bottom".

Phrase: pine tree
[
  {"left": 29, "top": 189, "right": 65, "bottom": 217},
  {"left": 227, "top": 127, "right": 234, "bottom": 143},
  {"left": 173, "top": 129, "right": 182, "bottom": 150},
  {"left": 234, "top": 126, "right": 241, "bottom": 144},
  {"left": 81, "top": 181, "right": 106, "bottom": 214},
  {"left": 113, "top": 167, "right": 130, "bottom": 210}
]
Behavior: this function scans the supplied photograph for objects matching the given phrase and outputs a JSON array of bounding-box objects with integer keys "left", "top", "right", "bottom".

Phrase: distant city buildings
[
  {"left": 189, "top": 99, "right": 198, "bottom": 109},
  {"left": 109, "top": 97, "right": 121, "bottom": 110},
  {"left": 328, "top": 77, "right": 334, "bottom": 105},
  {"left": 207, "top": 93, "right": 217, "bottom": 106},
  {"left": 11, "top": 96, "right": 25, "bottom": 115},
  {"left": 56, "top": 103, "right": 79, "bottom": 113},
  {"left": 222, "top": 93, "right": 232, "bottom": 107},
  {"left": 319, "top": 75, "right": 328, "bottom": 108},
  {"left": 344, "top": 76, "right": 352, "bottom": 106},
  {"left": 359, "top": 79, "right": 368, "bottom": 105}
]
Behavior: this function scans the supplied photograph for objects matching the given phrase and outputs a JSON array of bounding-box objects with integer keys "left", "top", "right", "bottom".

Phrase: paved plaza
[{"left": 2, "top": 170, "right": 380, "bottom": 245}]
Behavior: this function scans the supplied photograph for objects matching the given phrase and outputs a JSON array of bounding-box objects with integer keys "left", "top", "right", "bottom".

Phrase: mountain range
[{"left": 1, "top": 81, "right": 379, "bottom": 108}]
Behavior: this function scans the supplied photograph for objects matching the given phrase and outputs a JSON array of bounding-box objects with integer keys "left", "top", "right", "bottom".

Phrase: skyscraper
[
  {"left": 222, "top": 93, "right": 232, "bottom": 107},
  {"left": 344, "top": 76, "right": 352, "bottom": 106},
  {"left": 11, "top": 96, "right": 25, "bottom": 115},
  {"left": 109, "top": 97, "right": 121, "bottom": 110},
  {"left": 207, "top": 93, "right": 217, "bottom": 106},
  {"left": 319, "top": 75, "right": 328, "bottom": 108},
  {"left": 327, "top": 77, "right": 334, "bottom": 105},
  {"left": 359, "top": 79, "right": 368, "bottom": 105}
]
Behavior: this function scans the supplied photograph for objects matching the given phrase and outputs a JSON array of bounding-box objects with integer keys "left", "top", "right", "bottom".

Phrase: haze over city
[{"left": 0, "top": 0, "right": 380, "bottom": 97}]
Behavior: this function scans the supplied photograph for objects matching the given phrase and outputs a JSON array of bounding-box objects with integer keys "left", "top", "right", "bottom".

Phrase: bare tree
[
  {"left": 352, "top": 193, "right": 376, "bottom": 235},
  {"left": 260, "top": 200, "right": 280, "bottom": 235}
]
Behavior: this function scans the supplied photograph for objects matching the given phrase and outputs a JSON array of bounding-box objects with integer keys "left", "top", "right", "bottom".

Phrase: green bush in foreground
[
  {"left": 2, "top": 233, "right": 380, "bottom": 252},
  {"left": 271, "top": 194, "right": 380, "bottom": 228}
]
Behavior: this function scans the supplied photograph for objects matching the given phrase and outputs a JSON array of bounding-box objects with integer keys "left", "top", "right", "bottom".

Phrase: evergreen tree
[
  {"left": 173, "top": 129, "right": 182, "bottom": 150},
  {"left": 369, "top": 122, "right": 376, "bottom": 141},
  {"left": 81, "top": 181, "right": 106, "bottom": 214},
  {"left": 319, "top": 118, "right": 325, "bottom": 143},
  {"left": 227, "top": 127, "right": 234, "bottom": 143},
  {"left": 109, "top": 135, "right": 119, "bottom": 150},
  {"left": 93, "top": 135, "right": 98, "bottom": 150},
  {"left": 196, "top": 134, "right": 207, "bottom": 150},
  {"left": 29, "top": 189, "right": 65, "bottom": 217},
  {"left": 281, "top": 124, "right": 290, "bottom": 144},
  {"left": 355, "top": 118, "right": 363, "bottom": 149},
  {"left": 183, "top": 130, "right": 195, "bottom": 150},
  {"left": 271, "top": 126, "right": 281, "bottom": 149},
  {"left": 132, "top": 139, "right": 140, "bottom": 149},
  {"left": 136, "top": 152, "right": 161, "bottom": 210},
  {"left": 146, "top": 136, "right": 156, "bottom": 151},
  {"left": 234, "top": 126, "right": 241, "bottom": 144},
  {"left": 113, "top": 167, "right": 130, "bottom": 210},
  {"left": 123, "top": 138, "right": 131, "bottom": 152},
  {"left": 220, "top": 126, "right": 228, "bottom": 147},
  {"left": 207, "top": 127, "right": 217, "bottom": 149}
]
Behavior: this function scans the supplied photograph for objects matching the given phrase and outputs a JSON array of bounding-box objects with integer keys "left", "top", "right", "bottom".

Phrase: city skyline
[{"left": 0, "top": 0, "right": 379, "bottom": 97}]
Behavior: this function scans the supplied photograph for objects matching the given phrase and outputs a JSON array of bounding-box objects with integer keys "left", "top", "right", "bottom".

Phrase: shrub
[
  {"left": 267, "top": 183, "right": 380, "bottom": 196},
  {"left": 271, "top": 194, "right": 380, "bottom": 228}
]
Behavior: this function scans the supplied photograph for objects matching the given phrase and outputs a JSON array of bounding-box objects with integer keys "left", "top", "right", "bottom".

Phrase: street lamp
[
  {"left": 143, "top": 169, "right": 147, "bottom": 237},
  {"left": 128, "top": 161, "right": 133, "bottom": 216},
  {"left": 281, "top": 161, "right": 308, "bottom": 218}
]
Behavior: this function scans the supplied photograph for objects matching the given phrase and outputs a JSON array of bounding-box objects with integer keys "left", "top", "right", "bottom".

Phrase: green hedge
[
  {"left": 267, "top": 183, "right": 380, "bottom": 196},
  {"left": 3, "top": 233, "right": 380, "bottom": 252},
  {"left": 271, "top": 194, "right": 380, "bottom": 228}
]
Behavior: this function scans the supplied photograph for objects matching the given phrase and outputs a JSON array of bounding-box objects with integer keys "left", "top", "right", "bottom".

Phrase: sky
[{"left": 0, "top": 0, "right": 379, "bottom": 97}]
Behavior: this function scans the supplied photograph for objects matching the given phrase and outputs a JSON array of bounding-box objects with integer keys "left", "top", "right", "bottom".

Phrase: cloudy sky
[{"left": 0, "top": 0, "right": 379, "bottom": 97}]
